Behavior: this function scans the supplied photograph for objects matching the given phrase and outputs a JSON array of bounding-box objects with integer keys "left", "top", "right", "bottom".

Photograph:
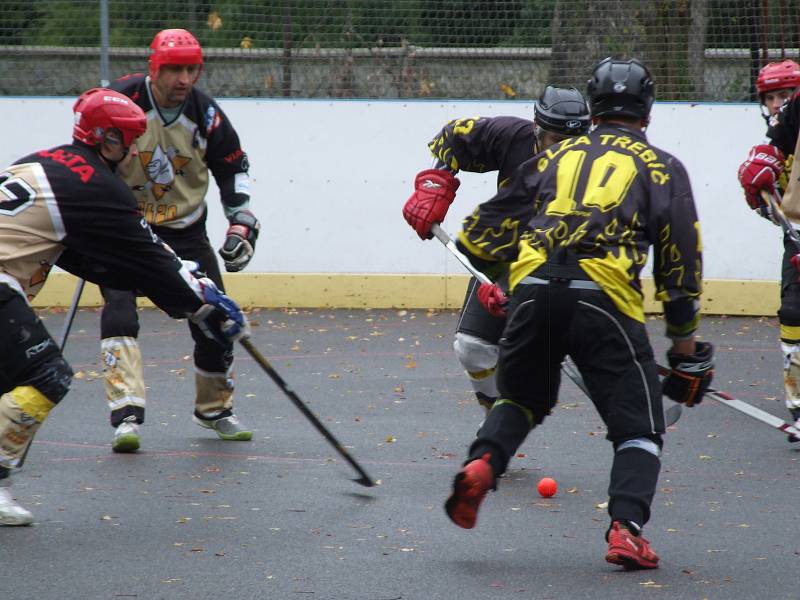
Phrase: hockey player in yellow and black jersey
[
  {"left": 100, "top": 29, "right": 260, "bottom": 453},
  {"left": 443, "top": 58, "right": 715, "bottom": 571},
  {"left": 0, "top": 88, "right": 248, "bottom": 525},
  {"left": 403, "top": 87, "right": 590, "bottom": 416}
]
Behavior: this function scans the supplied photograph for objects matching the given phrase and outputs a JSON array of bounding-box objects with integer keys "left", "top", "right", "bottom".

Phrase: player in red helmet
[
  {"left": 0, "top": 87, "right": 247, "bottom": 524},
  {"left": 98, "top": 29, "right": 260, "bottom": 453},
  {"left": 72, "top": 88, "right": 146, "bottom": 159},
  {"left": 756, "top": 60, "right": 800, "bottom": 120},
  {"left": 738, "top": 59, "right": 800, "bottom": 439}
]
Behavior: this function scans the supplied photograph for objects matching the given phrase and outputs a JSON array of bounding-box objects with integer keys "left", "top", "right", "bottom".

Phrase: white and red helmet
[
  {"left": 148, "top": 28, "right": 203, "bottom": 81},
  {"left": 72, "top": 88, "right": 147, "bottom": 147},
  {"left": 756, "top": 60, "right": 800, "bottom": 98}
]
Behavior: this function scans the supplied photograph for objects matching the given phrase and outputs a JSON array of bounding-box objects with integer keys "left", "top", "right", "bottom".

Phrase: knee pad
[
  {"left": 453, "top": 333, "right": 499, "bottom": 374},
  {"left": 100, "top": 290, "right": 140, "bottom": 339}
]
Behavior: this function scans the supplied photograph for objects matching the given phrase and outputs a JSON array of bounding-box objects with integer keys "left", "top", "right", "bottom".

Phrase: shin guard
[
  {"left": 194, "top": 367, "right": 234, "bottom": 418},
  {"left": 0, "top": 387, "right": 55, "bottom": 468},
  {"left": 102, "top": 336, "right": 146, "bottom": 425},
  {"left": 782, "top": 344, "right": 800, "bottom": 414}
]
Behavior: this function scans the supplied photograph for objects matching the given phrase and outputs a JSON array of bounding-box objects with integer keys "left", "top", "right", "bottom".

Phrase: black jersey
[
  {"left": 428, "top": 116, "right": 539, "bottom": 187},
  {"left": 0, "top": 142, "right": 204, "bottom": 317},
  {"left": 457, "top": 123, "right": 703, "bottom": 337},
  {"left": 109, "top": 74, "right": 250, "bottom": 231},
  {"left": 767, "top": 92, "right": 800, "bottom": 157}
]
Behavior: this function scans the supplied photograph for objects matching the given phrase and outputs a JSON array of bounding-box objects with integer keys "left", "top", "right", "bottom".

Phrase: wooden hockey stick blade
[
  {"left": 664, "top": 402, "right": 683, "bottom": 427},
  {"left": 657, "top": 364, "right": 800, "bottom": 439},
  {"left": 430, "top": 223, "right": 492, "bottom": 285},
  {"left": 239, "top": 338, "right": 376, "bottom": 487}
]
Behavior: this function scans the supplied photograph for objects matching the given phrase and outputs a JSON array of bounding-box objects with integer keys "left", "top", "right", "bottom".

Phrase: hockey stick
[
  {"left": 761, "top": 190, "right": 800, "bottom": 251},
  {"left": 238, "top": 338, "right": 375, "bottom": 487},
  {"left": 429, "top": 223, "right": 684, "bottom": 426},
  {"left": 430, "top": 223, "right": 492, "bottom": 285},
  {"left": 58, "top": 278, "right": 86, "bottom": 351},
  {"left": 656, "top": 364, "right": 800, "bottom": 440}
]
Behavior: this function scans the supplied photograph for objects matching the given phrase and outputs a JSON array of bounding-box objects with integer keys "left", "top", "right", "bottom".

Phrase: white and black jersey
[
  {"left": 0, "top": 142, "right": 204, "bottom": 317},
  {"left": 110, "top": 74, "right": 250, "bottom": 232}
]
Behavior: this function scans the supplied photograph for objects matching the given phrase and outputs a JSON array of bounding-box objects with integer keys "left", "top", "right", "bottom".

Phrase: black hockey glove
[
  {"left": 219, "top": 210, "right": 260, "bottom": 272},
  {"left": 661, "top": 341, "right": 714, "bottom": 407}
]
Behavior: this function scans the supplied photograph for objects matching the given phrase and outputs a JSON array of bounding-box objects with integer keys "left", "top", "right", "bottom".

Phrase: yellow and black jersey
[
  {"left": 428, "top": 116, "right": 539, "bottom": 187},
  {"left": 457, "top": 123, "right": 703, "bottom": 337},
  {"left": 110, "top": 74, "right": 250, "bottom": 231},
  {"left": 0, "top": 143, "right": 204, "bottom": 317}
]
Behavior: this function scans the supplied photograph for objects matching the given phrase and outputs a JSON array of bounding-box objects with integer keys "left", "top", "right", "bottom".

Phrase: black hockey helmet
[
  {"left": 587, "top": 57, "right": 655, "bottom": 120},
  {"left": 534, "top": 86, "right": 591, "bottom": 135}
]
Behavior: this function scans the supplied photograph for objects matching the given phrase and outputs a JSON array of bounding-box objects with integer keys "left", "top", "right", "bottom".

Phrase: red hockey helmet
[
  {"left": 756, "top": 60, "right": 800, "bottom": 96},
  {"left": 149, "top": 28, "right": 203, "bottom": 80},
  {"left": 72, "top": 88, "right": 147, "bottom": 147}
]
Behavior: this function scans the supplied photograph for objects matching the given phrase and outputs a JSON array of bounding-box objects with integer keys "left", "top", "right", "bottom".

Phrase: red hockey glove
[
  {"left": 661, "top": 341, "right": 714, "bottom": 407},
  {"left": 737, "top": 145, "right": 784, "bottom": 218},
  {"left": 402, "top": 169, "right": 460, "bottom": 240},
  {"left": 219, "top": 210, "right": 260, "bottom": 272},
  {"left": 477, "top": 282, "right": 508, "bottom": 317}
]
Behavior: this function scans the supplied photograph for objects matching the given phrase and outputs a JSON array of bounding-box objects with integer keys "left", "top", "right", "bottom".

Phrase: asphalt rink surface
[{"left": 1, "top": 308, "right": 799, "bottom": 600}]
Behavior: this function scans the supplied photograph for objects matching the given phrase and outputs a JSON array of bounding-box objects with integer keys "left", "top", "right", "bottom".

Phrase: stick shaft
[
  {"left": 430, "top": 223, "right": 492, "bottom": 285},
  {"left": 239, "top": 338, "right": 375, "bottom": 486},
  {"left": 762, "top": 190, "right": 800, "bottom": 250},
  {"left": 58, "top": 279, "right": 86, "bottom": 351}
]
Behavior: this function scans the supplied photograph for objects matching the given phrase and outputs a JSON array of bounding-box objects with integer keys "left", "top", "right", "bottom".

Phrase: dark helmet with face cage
[
  {"left": 587, "top": 57, "right": 655, "bottom": 120},
  {"left": 534, "top": 86, "right": 591, "bottom": 136}
]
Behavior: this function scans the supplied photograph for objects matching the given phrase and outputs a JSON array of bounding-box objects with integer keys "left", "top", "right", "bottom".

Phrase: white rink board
[{"left": 0, "top": 97, "right": 780, "bottom": 281}]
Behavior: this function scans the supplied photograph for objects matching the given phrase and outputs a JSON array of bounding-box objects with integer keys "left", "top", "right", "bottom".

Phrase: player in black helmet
[
  {"left": 442, "top": 57, "right": 714, "bottom": 571},
  {"left": 402, "top": 86, "right": 590, "bottom": 416}
]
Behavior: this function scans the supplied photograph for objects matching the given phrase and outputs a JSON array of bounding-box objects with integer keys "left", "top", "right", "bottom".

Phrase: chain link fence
[{"left": 2, "top": 0, "right": 799, "bottom": 100}]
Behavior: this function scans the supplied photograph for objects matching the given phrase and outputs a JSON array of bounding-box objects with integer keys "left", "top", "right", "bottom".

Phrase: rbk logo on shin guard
[{"left": 24, "top": 338, "right": 53, "bottom": 359}]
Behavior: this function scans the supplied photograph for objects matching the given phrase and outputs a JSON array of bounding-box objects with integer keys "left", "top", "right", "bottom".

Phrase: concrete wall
[{"left": 0, "top": 97, "right": 783, "bottom": 313}]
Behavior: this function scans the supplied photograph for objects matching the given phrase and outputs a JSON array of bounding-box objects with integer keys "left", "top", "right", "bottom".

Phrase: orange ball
[{"left": 537, "top": 477, "right": 557, "bottom": 498}]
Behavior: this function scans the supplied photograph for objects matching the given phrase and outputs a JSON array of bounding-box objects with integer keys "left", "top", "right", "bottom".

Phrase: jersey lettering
[
  {"left": 38, "top": 149, "right": 95, "bottom": 183},
  {"left": 138, "top": 201, "right": 179, "bottom": 225}
]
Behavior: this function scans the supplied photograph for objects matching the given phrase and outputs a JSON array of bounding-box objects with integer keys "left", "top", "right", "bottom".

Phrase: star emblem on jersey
[{"left": 137, "top": 144, "right": 191, "bottom": 200}]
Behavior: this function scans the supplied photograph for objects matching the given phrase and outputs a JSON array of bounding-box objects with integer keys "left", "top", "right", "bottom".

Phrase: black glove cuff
[{"left": 228, "top": 210, "right": 260, "bottom": 241}]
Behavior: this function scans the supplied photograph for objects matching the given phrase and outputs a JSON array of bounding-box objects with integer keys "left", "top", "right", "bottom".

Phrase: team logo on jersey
[
  {"left": 137, "top": 144, "right": 191, "bottom": 200},
  {"left": 27, "top": 261, "right": 53, "bottom": 296}
]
